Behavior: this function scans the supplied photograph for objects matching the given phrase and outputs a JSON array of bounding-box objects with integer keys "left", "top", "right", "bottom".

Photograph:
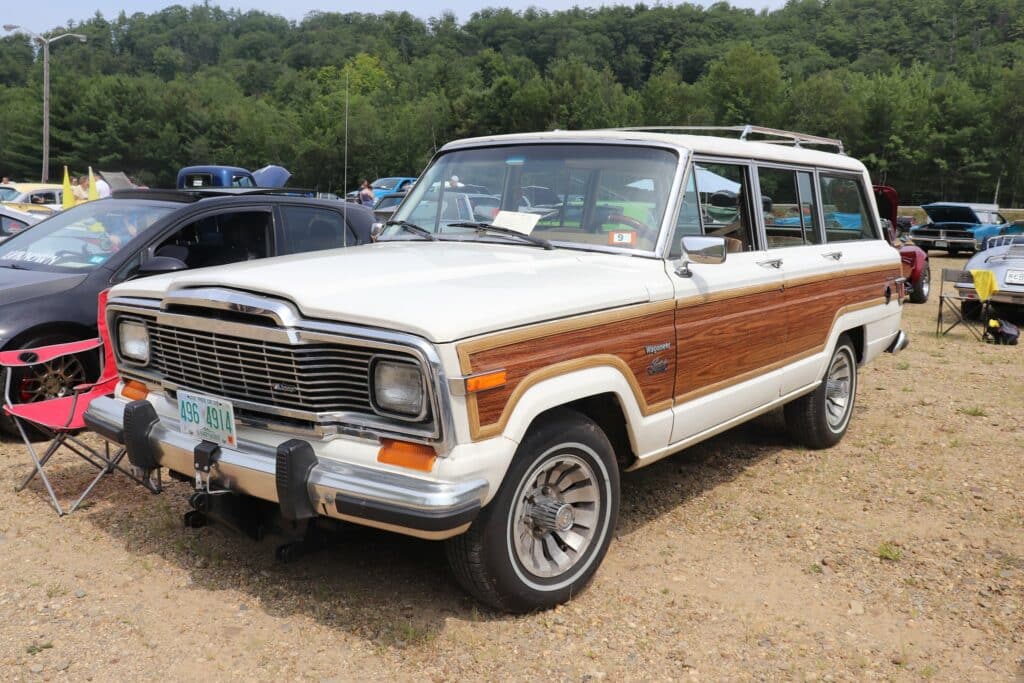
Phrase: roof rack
[{"left": 613, "top": 125, "right": 844, "bottom": 154}]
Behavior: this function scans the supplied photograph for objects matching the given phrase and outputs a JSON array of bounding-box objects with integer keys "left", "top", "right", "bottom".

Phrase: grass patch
[
  {"left": 807, "top": 562, "right": 823, "bottom": 574},
  {"left": 959, "top": 406, "right": 988, "bottom": 417},
  {"left": 877, "top": 542, "right": 903, "bottom": 562},
  {"left": 895, "top": 361, "right": 910, "bottom": 370},
  {"left": 26, "top": 641, "right": 53, "bottom": 655}
]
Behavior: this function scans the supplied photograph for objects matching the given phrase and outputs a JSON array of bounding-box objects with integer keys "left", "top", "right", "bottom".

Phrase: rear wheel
[
  {"left": 445, "top": 409, "right": 619, "bottom": 613},
  {"left": 784, "top": 335, "right": 858, "bottom": 450},
  {"left": 909, "top": 261, "right": 930, "bottom": 304}
]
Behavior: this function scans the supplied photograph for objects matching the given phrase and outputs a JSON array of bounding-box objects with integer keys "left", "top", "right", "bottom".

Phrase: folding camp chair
[
  {"left": 935, "top": 268, "right": 987, "bottom": 340},
  {"left": 1, "top": 290, "right": 159, "bottom": 515}
]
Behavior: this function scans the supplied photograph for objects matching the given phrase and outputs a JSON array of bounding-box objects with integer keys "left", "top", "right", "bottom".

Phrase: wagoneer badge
[
  {"left": 273, "top": 383, "right": 298, "bottom": 394},
  {"left": 644, "top": 342, "right": 671, "bottom": 354}
]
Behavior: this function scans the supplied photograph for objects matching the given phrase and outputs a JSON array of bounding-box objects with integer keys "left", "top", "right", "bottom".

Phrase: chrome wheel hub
[
  {"left": 511, "top": 453, "right": 600, "bottom": 579},
  {"left": 824, "top": 351, "right": 854, "bottom": 431}
]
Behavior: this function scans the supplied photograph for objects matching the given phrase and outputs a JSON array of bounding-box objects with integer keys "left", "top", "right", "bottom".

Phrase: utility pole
[{"left": 3, "top": 25, "right": 87, "bottom": 182}]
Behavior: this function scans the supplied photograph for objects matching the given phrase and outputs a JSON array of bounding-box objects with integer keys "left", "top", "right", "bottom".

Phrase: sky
[{"left": 5, "top": 0, "right": 787, "bottom": 34}]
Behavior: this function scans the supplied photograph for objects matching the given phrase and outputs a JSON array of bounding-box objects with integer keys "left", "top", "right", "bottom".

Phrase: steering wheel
[{"left": 606, "top": 213, "right": 657, "bottom": 243}]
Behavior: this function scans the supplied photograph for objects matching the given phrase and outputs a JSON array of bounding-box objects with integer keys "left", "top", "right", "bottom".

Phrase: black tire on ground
[
  {"left": 909, "top": 261, "right": 930, "bottom": 304},
  {"left": 0, "top": 332, "right": 98, "bottom": 439},
  {"left": 784, "top": 334, "right": 858, "bottom": 450},
  {"left": 960, "top": 300, "right": 983, "bottom": 321},
  {"left": 445, "top": 408, "right": 619, "bottom": 613}
]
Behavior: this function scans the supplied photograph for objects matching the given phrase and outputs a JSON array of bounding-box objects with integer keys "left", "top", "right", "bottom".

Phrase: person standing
[
  {"left": 96, "top": 173, "right": 112, "bottom": 198},
  {"left": 357, "top": 179, "right": 375, "bottom": 206},
  {"left": 72, "top": 175, "right": 89, "bottom": 201}
]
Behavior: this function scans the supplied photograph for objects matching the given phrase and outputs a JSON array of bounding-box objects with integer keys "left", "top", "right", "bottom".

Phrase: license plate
[
  {"left": 934, "top": 240, "right": 948, "bottom": 248},
  {"left": 178, "top": 390, "right": 237, "bottom": 447},
  {"left": 1007, "top": 270, "right": 1024, "bottom": 285}
]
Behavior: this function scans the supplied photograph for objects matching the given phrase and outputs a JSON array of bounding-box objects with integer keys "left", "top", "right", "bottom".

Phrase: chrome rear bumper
[
  {"left": 886, "top": 329, "right": 910, "bottom": 354},
  {"left": 84, "top": 396, "right": 486, "bottom": 540}
]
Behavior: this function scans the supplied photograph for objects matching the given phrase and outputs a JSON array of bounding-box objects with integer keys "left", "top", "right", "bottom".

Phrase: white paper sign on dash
[{"left": 492, "top": 210, "right": 541, "bottom": 235}]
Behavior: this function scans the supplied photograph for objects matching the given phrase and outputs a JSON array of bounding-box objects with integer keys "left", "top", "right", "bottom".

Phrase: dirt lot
[{"left": 1, "top": 253, "right": 1021, "bottom": 682}]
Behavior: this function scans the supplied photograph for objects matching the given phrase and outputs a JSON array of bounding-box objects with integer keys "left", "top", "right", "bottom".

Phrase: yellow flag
[
  {"left": 62, "top": 165, "right": 76, "bottom": 209},
  {"left": 88, "top": 167, "right": 99, "bottom": 201}
]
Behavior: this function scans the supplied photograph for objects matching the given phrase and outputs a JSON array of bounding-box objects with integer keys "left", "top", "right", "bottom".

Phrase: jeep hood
[
  {"left": 922, "top": 204, "right": 982, "bottom": 225},
  {"left": 112, "top": 242, "right": 661, "bottom": 342}
]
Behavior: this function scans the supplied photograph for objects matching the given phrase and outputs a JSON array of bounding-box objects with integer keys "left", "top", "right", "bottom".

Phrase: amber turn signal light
[
  {"left": 377, "top": 438, "right": 437, "bottom": 472},
  {"left": 465, "top": 370, "right": 507, "bottom": 393},
  {"left": 121, "top": 379, "right": 149, "bottom": 401}
]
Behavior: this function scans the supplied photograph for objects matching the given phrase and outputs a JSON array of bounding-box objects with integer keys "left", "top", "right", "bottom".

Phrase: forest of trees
[{"left": 1, "top": 0, "right": 1023, "bottom": 204}]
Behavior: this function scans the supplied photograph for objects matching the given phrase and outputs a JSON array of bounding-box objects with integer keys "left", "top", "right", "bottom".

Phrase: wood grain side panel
[
  {"left": 782, "top": 268, "right": 900, "bottom": 356},
  {"left": 673, "top": 287, "right": 787, "bottom": 398},
  {"left": 462, "top": 306, "right": 678, "bottom": 439}
]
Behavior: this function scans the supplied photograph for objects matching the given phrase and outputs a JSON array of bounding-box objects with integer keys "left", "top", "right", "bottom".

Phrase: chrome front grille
[{"left": 147, "top": 321, "right": 385, "bottom": 416}]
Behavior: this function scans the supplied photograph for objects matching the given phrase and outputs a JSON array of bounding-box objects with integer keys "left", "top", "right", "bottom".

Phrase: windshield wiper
[
  {"left": 385, "top": 220, "right": 437, "bottom": 241},
  {"left": 447, "top": 221, "right": 554, "bottom": 250}
]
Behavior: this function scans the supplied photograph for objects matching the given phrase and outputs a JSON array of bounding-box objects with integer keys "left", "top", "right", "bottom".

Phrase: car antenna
[{"left": 343, "top": 70, "right": 349, "bottom": 246}]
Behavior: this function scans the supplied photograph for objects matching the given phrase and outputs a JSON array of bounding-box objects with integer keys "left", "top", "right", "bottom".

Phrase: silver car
[{"left": 956, "top": 234, "right": 1024, "bottom": 321}]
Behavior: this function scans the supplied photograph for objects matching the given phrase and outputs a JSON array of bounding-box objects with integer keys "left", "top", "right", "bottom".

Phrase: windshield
[
  {"left": 0, "top": 199, "right": 174, "bottom": 273},
  {"left": 387, "top": 144, "right": 678, "bottom": 253}
]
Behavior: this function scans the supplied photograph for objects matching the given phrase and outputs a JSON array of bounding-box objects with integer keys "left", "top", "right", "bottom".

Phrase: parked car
[
  {"left": 0, "top": 189, "right": 373, "bottom": 433},
  {"left": 346, "top": 176, "right": 417, "bottom": 201},
  {"left": 86, "top": 127, "right": 906, "bottom": 613},
  {"left": 956, "top": 234, "right": 1024, "bottom": 322},
  {"left": 0, "top": 183, "right": 65, "bottom": 210},
  {"left": 908, "top": 202, "right": 1020, "bottom": 254},
  {"left": 371, "top": 190, "right": 408, "bottom": 223},
  {"left": 0, "top": 204, "right": 45, "bottom": 242},
  {"left": 874, "top": 185, "right": 930, "bottom": 303},
  {"left": 176, "top": 165, "right": 290, "bottom": 189}
]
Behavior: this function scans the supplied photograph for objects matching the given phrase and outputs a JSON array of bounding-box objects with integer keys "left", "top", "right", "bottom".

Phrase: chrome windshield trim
[{"left": 106, "top": 294, "right": 455, "bottom": 453}]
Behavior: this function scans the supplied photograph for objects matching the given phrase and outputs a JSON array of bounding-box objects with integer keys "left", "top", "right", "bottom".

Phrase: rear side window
[
  {"left": 819, "top": 175, "right": 876, "bottom": 242},
  {"left": 280, "top": 206, "right": 354, "bottom": 254},
  {"left": 759, "top": 167, "right": 821, "bottom": 248},
  {"left": 184, "top": 173, "right": 213, "bottom": 188}
]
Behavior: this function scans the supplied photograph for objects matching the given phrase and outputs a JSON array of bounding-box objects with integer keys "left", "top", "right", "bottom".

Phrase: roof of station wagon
[{"left": 442, "top": 129, "right": 867, "bottom": 173}]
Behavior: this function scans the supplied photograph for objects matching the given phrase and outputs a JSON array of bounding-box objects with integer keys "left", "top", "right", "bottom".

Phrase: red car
[{"left": 875, "top": 185, "right": 930, "bottom": 304}]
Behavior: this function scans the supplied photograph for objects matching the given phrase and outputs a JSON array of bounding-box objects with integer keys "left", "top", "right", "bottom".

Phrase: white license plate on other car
[
  {"left": 178, "top": 390, "right": 237, "bottom": 447},
  {"left": 934, "top": 240, "right": 948, "bottom": 248},
  {"left": 1006, "top": 270, "right": 1024, "bottom": 285}
]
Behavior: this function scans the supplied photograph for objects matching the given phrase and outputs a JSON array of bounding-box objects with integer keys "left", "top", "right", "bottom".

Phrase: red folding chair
[{"left": 2, "top": 289, "right": 159, "bottom": 515}]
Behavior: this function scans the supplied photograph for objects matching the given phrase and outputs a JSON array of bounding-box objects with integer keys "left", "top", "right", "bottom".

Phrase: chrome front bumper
[
  {"left": 886, "top": 329, "right": 910, "bottom": 354},
  {"left": 910, "top": 235, "right": 978, "bottom": 250},
  {"left": 84, "top": 396, "right": 487, "bottom": 540}
]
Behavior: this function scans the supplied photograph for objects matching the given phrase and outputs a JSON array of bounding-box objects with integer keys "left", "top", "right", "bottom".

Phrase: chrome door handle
[
  {"left": 822, "top": 251, "right": 843, "bottom": 260},
  {"left": 757, "top": 258, "right": 783, "bottom": 269}
]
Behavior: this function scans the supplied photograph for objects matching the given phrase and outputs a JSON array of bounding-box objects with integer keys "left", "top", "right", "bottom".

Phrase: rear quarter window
[{"left": 819, "top": 175, "right": 877, "bottom": 242}]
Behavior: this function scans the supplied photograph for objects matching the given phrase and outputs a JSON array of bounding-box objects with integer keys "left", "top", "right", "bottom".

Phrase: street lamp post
[{"left": 3, "top": 25, "right": 87, "bottom": 182}]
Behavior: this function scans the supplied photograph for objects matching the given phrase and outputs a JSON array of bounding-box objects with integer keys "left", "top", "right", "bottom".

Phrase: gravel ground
[{"left": 1, "top": 254, "right": 1022, "bottom": 682}]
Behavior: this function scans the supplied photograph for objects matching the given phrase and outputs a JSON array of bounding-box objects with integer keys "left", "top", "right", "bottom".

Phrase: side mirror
[
  {"left": 676, "top": 235, "right": 726, "bottom": 278},
  {"left": 135, "top": 255, "right": 188, "bottom": 278},
  {"left": 370, "top": 222, "right": 385, "bottom": 241}
]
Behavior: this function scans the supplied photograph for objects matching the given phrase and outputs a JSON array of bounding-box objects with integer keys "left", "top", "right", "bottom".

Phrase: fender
[{"left": 494, "top": 361, "right": 673, "bottom": 457}]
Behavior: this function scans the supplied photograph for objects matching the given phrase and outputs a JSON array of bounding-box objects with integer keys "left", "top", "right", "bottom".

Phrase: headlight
[
  {"left": 372, "top": 359, "right": 425, "bottom": 418},
  {"left": 118, "top": 319, "right": 150, "bottom": 363}
]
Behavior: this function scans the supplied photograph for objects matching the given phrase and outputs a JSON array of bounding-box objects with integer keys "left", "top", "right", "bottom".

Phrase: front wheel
[
  {"left": 909, "top": 261, "right": 930, "bottom": 304},
  {"left": 445, "top": 409, "right": 619, "bottom": 613},
  {"left": 784, "top": 335, "right": 858, "bottom": 449}
]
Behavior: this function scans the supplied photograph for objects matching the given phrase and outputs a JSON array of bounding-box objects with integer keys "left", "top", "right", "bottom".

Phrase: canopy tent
[{"left": 694, "top": 165, "right": 740, "bottom": 194}]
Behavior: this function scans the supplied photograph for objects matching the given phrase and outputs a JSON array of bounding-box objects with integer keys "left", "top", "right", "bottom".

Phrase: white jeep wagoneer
[{"left": 86, "top": 126, "right": 908, "bottom": 612}]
